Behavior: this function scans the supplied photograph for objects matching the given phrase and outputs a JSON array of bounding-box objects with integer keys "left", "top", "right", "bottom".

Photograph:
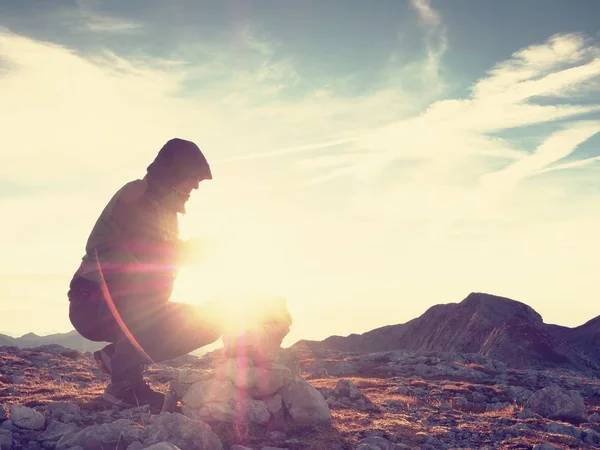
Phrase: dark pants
[{"left": 68, "top": 276, "right": 223, "bottom": 381}]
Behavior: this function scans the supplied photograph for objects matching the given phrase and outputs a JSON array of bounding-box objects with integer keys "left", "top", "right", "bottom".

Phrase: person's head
[{"left": 146, "top": 138, "right": 212, "bottom": 213}]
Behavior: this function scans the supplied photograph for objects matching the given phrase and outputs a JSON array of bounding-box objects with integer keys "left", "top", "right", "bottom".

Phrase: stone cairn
[{"left": 169, "top": 296, "right": 332, "bottom": 432}]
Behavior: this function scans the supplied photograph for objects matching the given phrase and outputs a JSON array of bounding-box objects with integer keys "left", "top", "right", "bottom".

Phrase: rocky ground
[{"left": 1, "top": 344, "right": 600, "bottom": 450}]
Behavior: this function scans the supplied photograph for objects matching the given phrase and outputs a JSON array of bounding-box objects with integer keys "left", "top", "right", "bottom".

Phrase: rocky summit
[
  {"left": 294, "top": 292, "right": 600, "bottom": 374},
  {"left": 1, "top": 342, "right": 600, "bottom": 449}
]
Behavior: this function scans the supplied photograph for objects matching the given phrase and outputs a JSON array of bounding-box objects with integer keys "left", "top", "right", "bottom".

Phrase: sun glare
[{"left": 170, "top": 232, "right": 295, "bottom": 331}]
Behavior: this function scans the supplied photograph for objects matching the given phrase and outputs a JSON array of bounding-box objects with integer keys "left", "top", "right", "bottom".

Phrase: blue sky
[{"left": 1, "top": 0, "right": 599, "bottom": 344}]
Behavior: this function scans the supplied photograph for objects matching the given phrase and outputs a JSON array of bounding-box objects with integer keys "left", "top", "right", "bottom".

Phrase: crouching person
[{"left": 67, "top": 138, "right": 225, "bottom": 409}]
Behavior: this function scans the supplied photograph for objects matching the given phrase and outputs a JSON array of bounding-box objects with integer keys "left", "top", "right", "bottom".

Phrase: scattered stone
[
  {"left": 545, "top": 421, "right": 581, "bottom": 439},
  {"left": 589, "top": 412, "right": 600, "bottom": 423},
  {"left": 0, "top": 430, "right": 13, "bottom": 450},
  {"left": 10, "top": 405, "right": 46, "bottom": 430},
  {"left": 144, "top": 412, "right": 222, "bottom": 450},
  {"left": 582, "top": 428, "right": 600, "bottom": 446},
  {"left": 279, "top": 377, "right": 332, "bottom": 427},
  {"left": 37, "top": 420, "right": 79, "bottom": 442},
  {"left": 356, "top": 436, "right": 396, "bottom": 450},
  {"left": 142, "top": 442, "right": 182, "bottom": 449},
  {"left": 517, "top": 408, "right": 535, "bottom": 419},
  {"left": 320, "top": 379, "right": 381, "bottom": 413},
  {"left": 525, "top": 384, "right": 586, "bottom": 422},
  {"left": 3, "top": 316, "right": 600, "bottom": 450}
]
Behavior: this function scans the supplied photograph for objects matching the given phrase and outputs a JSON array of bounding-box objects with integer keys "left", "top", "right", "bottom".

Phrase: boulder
[
  {"left": 9, "top": 405, "right": 45, "bottom": 430},
  {"left": 525, "top": 384, "right": 585, "bottom": 422}
]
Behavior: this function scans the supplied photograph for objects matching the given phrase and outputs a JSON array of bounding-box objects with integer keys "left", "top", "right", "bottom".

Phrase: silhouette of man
[{"left": 67, "top": 138, "right": 223, "bottom": 409}]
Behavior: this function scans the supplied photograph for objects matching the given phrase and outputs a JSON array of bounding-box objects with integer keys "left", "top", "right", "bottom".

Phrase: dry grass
[
  {"left": 3, "top": 348, "right": 600, "bottom": 450},
  {"left": 480, "top": 403, "right": 519, "bottom": 418}
]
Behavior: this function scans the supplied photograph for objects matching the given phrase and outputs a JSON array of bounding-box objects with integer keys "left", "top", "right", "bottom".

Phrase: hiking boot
[
  {"left": 102, "top": 377, "right": 165, "bottom": 410},
  {"left": 93, "top": 347, "right": 113, "bottom": 376},
  {"left": 94, "top": 345, "right": 148, "bottom": 377}
]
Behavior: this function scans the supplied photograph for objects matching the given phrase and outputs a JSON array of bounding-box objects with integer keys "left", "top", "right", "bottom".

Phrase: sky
[{"left": 1, "top": 0, "right": 600, "bottom": 347}]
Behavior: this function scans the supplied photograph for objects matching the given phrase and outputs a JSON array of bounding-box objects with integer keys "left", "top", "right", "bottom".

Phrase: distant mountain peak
[
  {"left": 19, "top": 332, "right": 40, "bottom": 339},
  {"left": 460, "top": 292, "right": 543, "bottom": 324},
  {"left": 0, "top": 330, "right": 105, "bottom": 353},
  {"left": 292, "top": 292, "right": 599, "bottom": 374}
]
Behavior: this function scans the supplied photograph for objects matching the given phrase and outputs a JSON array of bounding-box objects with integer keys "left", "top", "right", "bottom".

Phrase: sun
[{"left": 169, "top": 233, "right": 296, "bottom": 331}]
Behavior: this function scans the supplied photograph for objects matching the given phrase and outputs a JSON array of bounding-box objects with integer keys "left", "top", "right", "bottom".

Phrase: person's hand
[{"left": 178, "top": 238, "right": 205, "bottom": 265}]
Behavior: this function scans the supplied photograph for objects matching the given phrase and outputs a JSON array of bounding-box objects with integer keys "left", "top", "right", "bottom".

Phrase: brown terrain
[{"left": 0, "top": 292, "right": 599, "bottom": 450}]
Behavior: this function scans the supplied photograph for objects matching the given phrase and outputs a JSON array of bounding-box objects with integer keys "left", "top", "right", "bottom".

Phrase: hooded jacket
[{"left": 70, "top": 138, "right": 211, "bottom": 307}]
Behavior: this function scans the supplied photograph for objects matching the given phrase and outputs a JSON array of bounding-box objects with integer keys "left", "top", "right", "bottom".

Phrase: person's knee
[{"left": 202, "top": 322, "right": 224, "bottom": 344}]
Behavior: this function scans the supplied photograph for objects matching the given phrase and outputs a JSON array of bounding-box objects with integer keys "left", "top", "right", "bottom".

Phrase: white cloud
[
  {"left": 410, "top": 0, "right": 442, "bottom": 26},
  {"left": 1, "top": 21, "right": 600, "bottom": 338}
]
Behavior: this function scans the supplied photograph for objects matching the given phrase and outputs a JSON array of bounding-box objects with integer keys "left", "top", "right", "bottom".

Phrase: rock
[
  {"left": 279, "top": 377, "right": 332, "bottom": 427},
  {"left": 0, "top": 430, "right": 13, "bottom": 450},
  {"left": 230, "top": 446, "right": 254, "bottom": 450},
  {"left": 144, "top": 412, "right": 223, "bottom": 450},
  {"left": 47, "top": 402, "right": 80, "bottom": 421},
  {"left": 507, "top": 385, "right": 534, "bottom": 402},
  {"left": 127, "top": 442, "right": 145, "bottom": 450},
  {"left": 330, "top": 379, "right": 380, "bottom": 412},
  {"left": 439, "top": 401, "right": 451, "bottom": 411},
  {"left": 356, "top": 445, "right": 381, "bottom": 450},
  {"left": 183, "top": 379, "right": 236, "bottom": 409},
  {"left": 532, "top": 445, "right": 560, "bottom": 450},
  {"left": 589, "top": 412, "right": 600, "bottom": 423},
  {"left": 334, "top": 379, "right": 361, "bottom": 400},
  {"left": 216, "top": 359, "right": 292, "bottom": 399},
  {"left": 0, "top": 405, "right": 6, "bottom": 422},
  {"left": 265, "top": 395, "right": 284, "bottom": 415},
  {"left": 178, "top": 368, "right": 211, "bottom": 385},
  {"left": 485, "top": 401, "right": 511, "bottom": 412},
  {"left": 266, "top": 430, "right": 287, "bottom": 440},
  {"left": 516, "top": 408, "right": 535, "bottom": 419},
  {"left": 221, "top": 296, "right": 292, "bottom": 365},
  {"left": 470, "top": 391, "right": 488, "bottom": 403},
  {"left": 582, "top": 428, "right": 600, "bottom": 446},
  {"left": 37, "top": 420, "right": 79, "bottom": 442},
  {"left": 143, "top": 443, "right": 182, "bottom": 450},
  {"left": 545, "top": 421, "right": 581, "bottom": 439},
  {"left": 178, "top": 303, "right": 331, "bottom": 432},
  {"left": 452, "top": 396, "right": 469, "bottom": 408},
  {"left": 56, "top": 418, "right": 147, "bottom": 450},
  {"left": 525, "top": 384, "right": 586, "bottom": 422},
  {"left": 356, "top": 436, "right": 395, "bottom": 450},
  {"left": 362, "top": 430, "right": 384, "bottom": 438},
  {"left": 10, "top": 405, "right": 46, "bottom": 430}
]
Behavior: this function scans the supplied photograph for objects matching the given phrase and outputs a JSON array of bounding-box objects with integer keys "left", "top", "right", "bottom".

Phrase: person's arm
[{"left": 99, "top": 181, "right": 149, "bottom": 277}]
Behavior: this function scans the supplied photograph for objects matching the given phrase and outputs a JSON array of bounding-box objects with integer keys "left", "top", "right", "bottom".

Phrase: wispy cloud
[
  {"left": 76, "top": 0, "right": 143, "bottom": 34},
  {"left": 410, "top": 0, "right": 442, "bottom": 26},
  {"left": 409, "top": 0, "right": 447, "bottom": 91},
  {"left": 83, "top": 15, "right": 143, "bottom": 34},
  {"left": 480, "top": 121, "right": 600, "bottom": 192}
]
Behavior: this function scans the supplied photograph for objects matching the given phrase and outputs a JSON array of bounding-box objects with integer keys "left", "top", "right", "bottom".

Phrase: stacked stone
[{"left": 172, "top": 296, "right": 332, "bottom": 431}]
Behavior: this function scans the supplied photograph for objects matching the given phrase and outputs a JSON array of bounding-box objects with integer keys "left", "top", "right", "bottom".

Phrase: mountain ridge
[
  {"left": 3, "top": 291, "right": 598, "bottom": 373},
  {"left": 292, "top": 292, "right": 600, "bottom": 374}
]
